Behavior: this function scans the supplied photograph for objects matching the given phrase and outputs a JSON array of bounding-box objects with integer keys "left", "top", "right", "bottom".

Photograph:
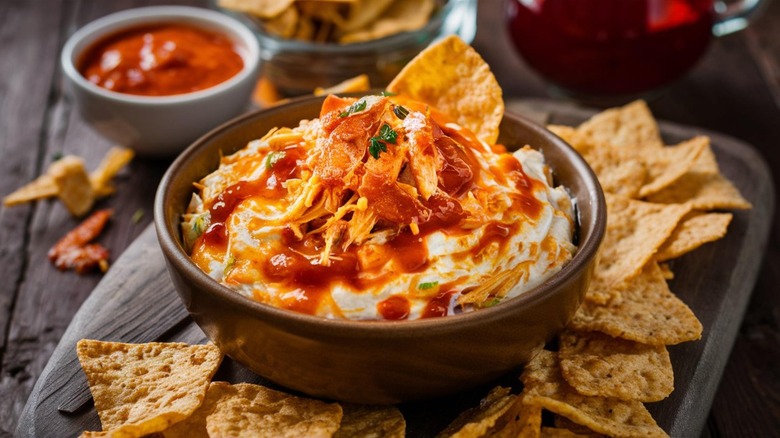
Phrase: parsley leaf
[
  {"left": 418, "top": 281, "right": 439, "bottom": 290},
  {"left": 368, "top": 137, "right": 387, "bottom": 159},
  {"left": 367, "top": 124, "right": 397, "bottom": 159},
  {"left": 380, "top": 90, "right": 397, "bottom": 97},
  {"left": 393, "top": 105, "right": 409, "bottom": 120},
  {"left": 339, "top": 99, "right": 367, "bottom": 117},
  {"left": 265, "top": 151, "right": 286, "bottom": 170},
  {"left": 378, "top": 123, "right": 398, "bottom": 144}
]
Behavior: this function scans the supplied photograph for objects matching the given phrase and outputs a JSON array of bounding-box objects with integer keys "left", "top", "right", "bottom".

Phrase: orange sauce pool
[{"left": 78, "top": 24, "right": 244, "bottom": 96}]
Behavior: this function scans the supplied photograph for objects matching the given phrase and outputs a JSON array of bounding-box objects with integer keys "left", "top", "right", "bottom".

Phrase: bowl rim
[
  {"left": 60, "top": 5, "right": 260, "bottom": 105},
  {"left": 154, "top": 94, "right": 606, "bottom": 337}
]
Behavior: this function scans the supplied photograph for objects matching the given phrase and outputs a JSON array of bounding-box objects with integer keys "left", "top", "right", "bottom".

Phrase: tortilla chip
[
  {"left": 646, "top": 169, "right": 751, "bottom": 210},
  {"left": 540, "top": 426, "right": 599, "bottom": 437},
  {"left": 263, "top": 5, "right": 300, "bottom": 38},
  {"left": 552, "top": 416, "right": 603, "bottom": 436},
  {"left": 597, "top": 194, "right": 690, "bottom": 285},
  {"left": 297, "top": 0, "right": 349, "bottom": 29},
  {"left": 340, "top": 0, "right": 395, "bottom": 32},
  {"left": 638, "top": 136, "right": 707, "bottom": 197},
  {"left": 159, "top": 381, "right": 232, "bottom": 438},
  {"left": 582, "top": 274, "right": 622, "bottom": 307},
  {"left": 314, "top": 74, "right": 371, "bottom": 96},
  {"left": 205, "top": 382, "right": 342, "bottom": 438},
  {"left": 293, "top": 12, "right": 317, "bottom": 40},
  {"left": 50, "top": 156, "right": 95, "bottom": 217},
  {"left": 437, "top": 386, "right": 518, "bottom": 438},
  {"left": 90, "top": 147, "right": 134, "bottom": 197},
  {"left": 548, "top": 125, "right": 648, "bottom": 198},
  {"left": 218, "top": 0, "right": 295, "bottom": 18},
  {"left": 690, "top": 141, "right": 721, "bottom": 173},
  {"left": 558, "top": 330, "right": 674, "bottom": 402},
  {"left": 576, "top": 100, "right": 664, "bottom": 151},
  {"left": 2, "top": 173, "right": 57, "bottom": 206},
  {"left": 387, "top": 35, "right": 504, "bottom": 145},
  {"left": 76, "top": 340, "right": 222, "bottom": 436},
  {"left": 334, "top": 404, "right": 405, "bottom": 438},
  {"left": 551, "top": 125, "right": 649, "bottom": 198},
  {"left": 656, "top": 212, "right": 733, "bottom": 261},
  {"left": 570, "top": 263, "right": 703, "bottom": 345},
  {"left": 646, "top": 141, "right": 750, "bottom": 209},
  {"left": 339, "top": 0, "right": 434, "bottom": 43},
  {"left": 489, "top": 397, "right": 542, "bottom": 438},
  {"left": 520, "top": 350, "right": 668, "bottom": 438}
]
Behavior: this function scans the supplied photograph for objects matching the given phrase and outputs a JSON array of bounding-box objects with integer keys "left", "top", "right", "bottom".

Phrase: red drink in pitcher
[{"left": 506, "top": 0, "right": 715, "bottom": 95}]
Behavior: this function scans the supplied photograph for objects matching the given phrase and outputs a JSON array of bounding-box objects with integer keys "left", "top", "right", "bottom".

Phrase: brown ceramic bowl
[{"left": 154, "top": 95, "right": 605, "bottom": 404}]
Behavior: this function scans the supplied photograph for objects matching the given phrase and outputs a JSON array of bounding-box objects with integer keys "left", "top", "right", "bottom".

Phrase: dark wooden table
[{"left": 1, "top": 0, "right": 778, "bottom": 436}]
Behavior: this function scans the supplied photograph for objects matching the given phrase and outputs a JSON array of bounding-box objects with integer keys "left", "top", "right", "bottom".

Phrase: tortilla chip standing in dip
[{"left": 181, "top": 36, "right": 576, "bottom": 320}]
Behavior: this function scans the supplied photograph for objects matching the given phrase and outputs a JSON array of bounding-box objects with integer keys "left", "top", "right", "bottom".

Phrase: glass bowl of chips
[{"left": 216, "top": 0, "right": 477, "bottom": 96}]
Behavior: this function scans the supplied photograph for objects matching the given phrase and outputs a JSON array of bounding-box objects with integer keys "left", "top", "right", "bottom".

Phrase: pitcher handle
[{"left": 713, "top": 0, "right": 767, "bottom": 36}]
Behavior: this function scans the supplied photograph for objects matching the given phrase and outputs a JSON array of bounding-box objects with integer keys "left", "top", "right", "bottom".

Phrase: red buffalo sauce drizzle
[
  {"left": 79, "top": 24, "right": 243, "bottom": 96},
  {"left": 265, "top": 229, "right": 359, "bottom": 314},
  {"left": 422, "top": 289, "right": 457, "bottom": 318},
  {"left": 378, "top": 295, "right": 411, "bottom": 320},
  {"left": 499, "top": 153, "right": 544, "bottom": 220},
  {"left": 201, "top": 146, "right": 304, "bottom": 248},
  {"left": 471, "top": 222, "right": 518, "bottom": 261}
]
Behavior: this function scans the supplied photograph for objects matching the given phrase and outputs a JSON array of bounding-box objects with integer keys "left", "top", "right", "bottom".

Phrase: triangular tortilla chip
[
  {"left": 597, "top": 194, "right": 691, "bottom": 285},
  {"left": 576, "top": 100, "right": 664, "bottom": 151},
  {"left": 520, "top": 350, "right": 667, "bottom": 438},
  {"left": 77, "top": 340, "right": 222, "bottom": 437},
  {"left": 638, "top": 136, "right": 707, "bottom": 197},
  {"left": 205, "top": 382, "right": 343, "bottom": 438},
  {"left": 656, "top": 212, "right": 733, "bottom": 261},
  {"left": 569, "top": 263, "right": 702, "bottom": 345},
  {"left": 387, "top": 35, "right": 504, "bottom": 145},
  {"left": 559, "top": 330, "right": 673, "bottom": 402},
  {"left": 646, "top": 170, "right": 751, "bottom": 210}
]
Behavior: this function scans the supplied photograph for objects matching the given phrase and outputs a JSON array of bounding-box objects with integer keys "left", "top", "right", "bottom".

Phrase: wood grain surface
[
  {"left": 1, "top": 0, "right": 780, "bottom": 436},
  {"left": 14, "top": 103, "right": 774, "bottom": 438}
]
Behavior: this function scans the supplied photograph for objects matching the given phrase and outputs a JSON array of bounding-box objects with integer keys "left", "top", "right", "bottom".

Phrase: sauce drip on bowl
[{"left": 79, "top": 24, "right": 243, "bottom": 96}]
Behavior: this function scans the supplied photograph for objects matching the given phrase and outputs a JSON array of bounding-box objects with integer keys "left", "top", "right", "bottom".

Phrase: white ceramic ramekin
[{"left": 61, "top": 6, "right": 260, "bottom": 157}]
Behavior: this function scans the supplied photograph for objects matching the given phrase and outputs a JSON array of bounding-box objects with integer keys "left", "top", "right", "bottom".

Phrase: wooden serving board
[{"left": 16, "top": 101, "right": 775, "bottom": 438}]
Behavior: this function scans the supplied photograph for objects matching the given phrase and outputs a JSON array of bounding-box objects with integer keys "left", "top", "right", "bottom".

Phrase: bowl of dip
[
  {"left": 61, "top": 6, "right": 260, "bottom": 156},
  {"left": 155, "top": 93, "right": 606, "bottom": 404}
]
